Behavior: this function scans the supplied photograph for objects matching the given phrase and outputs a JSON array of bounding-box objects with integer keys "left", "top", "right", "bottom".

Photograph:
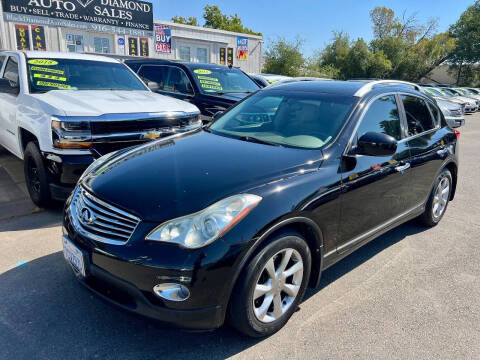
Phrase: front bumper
[
  {"left": 445, "top": 116, "right": 465, "bottom": 128},
  {"left": 62, "top": 195, "right": 249, "bottom": 330}
]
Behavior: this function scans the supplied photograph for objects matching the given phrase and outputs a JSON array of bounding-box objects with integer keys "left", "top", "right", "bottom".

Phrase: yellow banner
[
  {"left": 36, "top": 81, "right": 71, "bottom": 89},
  {"left": 34, "top": 73, "right": 67, "bottom": 82},
  {"left": 28, "top": 59, "right": 58, "bottom": 66},
  {"left": 30, "top": 66, "right": 64, "bottom": 75}
]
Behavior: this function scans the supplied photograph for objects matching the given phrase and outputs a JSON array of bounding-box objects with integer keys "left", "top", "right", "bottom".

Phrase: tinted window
[
  {"left": 189, "top": 64, "right": 259, "bottom": 94},
  {"left": 428, "top": 102, "right": 441, "bottom": 126},
  {"left": 3, "top": 57, "right": 19, "bottom": 84},
  {"left": 402, "top": 95, "right": 435, "bottom": 136},
  {"left": 210, "top": 91, "right": 356, "bottom": 149},
  {"left": 138, "top": 65, "right": 193, "bottom": 94},
  {"left": 0, "top": 56, "right": 5, "bottom": 70},
  {"left": 356, "top": 95, "right": 402, "bottom": 141},
  {"left": 138, "top": 65, "right": 168, "bottom": 85}
]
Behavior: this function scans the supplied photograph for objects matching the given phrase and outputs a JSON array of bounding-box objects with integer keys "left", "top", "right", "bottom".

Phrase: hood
[
  {"left": 83, "top": 131, "right": 322, "bottom": 221},
  {"left": 31, "top": 90, "right": 199, "bottom": 116},
  {"left": 206, "top": 92, "right": 250, "bottom": 104},
  {"left": 436, "top": 99, "right": 461, "bottom": 110}
]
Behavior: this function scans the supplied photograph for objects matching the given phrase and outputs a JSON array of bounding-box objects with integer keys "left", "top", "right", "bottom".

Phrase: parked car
[
  {"left": 434, "top": 88, "right": 478, "bottom": 113},
  {"left": 259, "top": 73, "right": 292, "bottom": 84},
  {"left": 454, "top": 87, "right": 480, "bottom": 102},
  {"left": 267, "top": 76, "right": 332, "bottom": 88},
  {"left": 0, "top": 51, "right": 200, "bottom": 206},
  {"left": 124, "top": 59, "right": 260, "bottom": 121},
  {"left": 248, "top": 73, "right": 270, "bottom": 88},
  {"left": 436, "top": 99, "right": 465, "bottom": 128},
  {"left": 63, "top": 79, "right": 458, "bottom": 338}
]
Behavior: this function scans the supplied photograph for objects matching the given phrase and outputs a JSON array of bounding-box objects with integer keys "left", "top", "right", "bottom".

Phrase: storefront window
[
  {"left": 197, "top": 48, "right": 208, "bottom": 63},
  {"left": 179, "top": 46, "right": 191, "bottom": 61},
  {"left": 66, "top": 34, "right": 84, "bottom": 53},
  {"left": 94, "top": 37, "right": 111, "bottom": 54}
]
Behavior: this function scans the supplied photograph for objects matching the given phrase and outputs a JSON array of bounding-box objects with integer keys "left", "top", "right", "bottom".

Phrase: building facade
[{"left": 0, "top": 0, "right": 263, "bottom": 74}]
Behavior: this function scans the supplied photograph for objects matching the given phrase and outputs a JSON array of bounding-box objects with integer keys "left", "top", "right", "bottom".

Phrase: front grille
[
  {"left": 90, "top": 116, "right": 199, "bottom": 135},
  {"left": 69, "top": 186, "right": 140, "bottom": 245}
]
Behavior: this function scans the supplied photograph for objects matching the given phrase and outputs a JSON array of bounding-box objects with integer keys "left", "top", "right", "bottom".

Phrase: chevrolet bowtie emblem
[{"left": 142, "top": 131, "right": 163, "bottom": 140}]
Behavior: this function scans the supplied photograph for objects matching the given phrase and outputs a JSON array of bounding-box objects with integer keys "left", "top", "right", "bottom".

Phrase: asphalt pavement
[{"left": 0, "top": 114, "right": 479, "bottom": 359}]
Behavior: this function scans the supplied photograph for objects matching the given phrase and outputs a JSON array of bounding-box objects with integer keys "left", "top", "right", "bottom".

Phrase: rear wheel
[
  {"left": 228, "top": 231, "right": 311, "bottom": 337},
  {"left": 24, "top": 142, "right": 52, "bottom": 207},
  {"left": 417, "top": 168, "right": 452, "bottom": 226}
]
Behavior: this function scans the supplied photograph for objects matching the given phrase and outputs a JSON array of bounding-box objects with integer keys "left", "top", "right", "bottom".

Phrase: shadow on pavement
[
  {"left": 0, "top": 220, "right": 427, "bottom": 360},
  {"left": 0, "top": 207, "right": 63, "bottom": 232},
  {"left": 305, "top": 220, "right": 428, "bottom": 301}
]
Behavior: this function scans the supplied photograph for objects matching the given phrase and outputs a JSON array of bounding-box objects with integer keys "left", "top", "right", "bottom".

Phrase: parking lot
[{"left": 0, "top": 114, "right": 479, "bottom": 359}]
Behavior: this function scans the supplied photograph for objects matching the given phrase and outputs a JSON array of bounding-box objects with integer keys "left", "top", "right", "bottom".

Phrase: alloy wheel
[
  {"left": 432, "top": 177, "right": 450, "bottom": 220},
  {"left": 253, "top": 248, "right": 304, "bottom": 323},
  {"left": 27, "top": 159, "right": 41, "bottom": 194}
]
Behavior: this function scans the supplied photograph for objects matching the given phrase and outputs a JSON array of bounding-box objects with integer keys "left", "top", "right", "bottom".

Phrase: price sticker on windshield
[
  {"left": 194, "top": 69, "right": 212, "bottom": 74},
  {"left": 28, "top": 59, "right": 58, "bottom": 66}
]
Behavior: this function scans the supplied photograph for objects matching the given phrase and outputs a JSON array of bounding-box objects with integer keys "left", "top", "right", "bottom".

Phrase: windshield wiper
[{"left": 236, "top": 135, "right": 282, "bottom": 147}]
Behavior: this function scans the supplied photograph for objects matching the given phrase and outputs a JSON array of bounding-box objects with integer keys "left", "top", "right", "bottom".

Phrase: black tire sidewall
[
  {"left": 23, "top": 142, "right": 51, "bottom": 207},
  {"left": 229, "top": 232, "right": 311, "bottom": 337}
]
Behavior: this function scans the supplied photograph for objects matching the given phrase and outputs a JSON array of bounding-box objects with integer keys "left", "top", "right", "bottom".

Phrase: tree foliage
[
  {"left": 172, "top": 5, "right": 261, "bottom": 36},
  {"left": 262, "top": 37, "right": 305, "bottom": 77},
  {"left": 449, "top": 1, "right": 480, "bottom": 85},
  {"left": 171, "top": 16, "right": 199, "bottom": 26}
]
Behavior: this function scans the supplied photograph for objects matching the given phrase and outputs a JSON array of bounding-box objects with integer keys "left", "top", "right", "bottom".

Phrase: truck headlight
[
  {"left": 51, "top": 116, "right": 92, "bottom": 149},
  {"left": 146, "top": 194, "right": 262, "bottom": 248}
]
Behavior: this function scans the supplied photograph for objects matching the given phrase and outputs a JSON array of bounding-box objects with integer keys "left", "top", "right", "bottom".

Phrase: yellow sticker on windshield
[
  {"left": 194, "top": 69, "right": 212, "bottom": 75},
  {"left": 36, "top": 81, "right": 71, "bottom": 89},
  {"left": 30, "top": 66, "right": 64, "bottom": 75},
  {"left": 28, "top": 59, "right": 58, "bottom": 66},
  {"left": 34, "top": 73, "right": 67, "bottom": 82}
]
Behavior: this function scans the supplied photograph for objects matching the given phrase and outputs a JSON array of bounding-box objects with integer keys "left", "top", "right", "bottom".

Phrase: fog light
[{"left": 153, "top": 283, "right": 190, "bottom": 302}]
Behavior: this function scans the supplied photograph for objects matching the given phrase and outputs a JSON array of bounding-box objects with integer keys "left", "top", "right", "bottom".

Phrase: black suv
[
  {"left": 124, "top": 59, "right": 260, "bottom": 120},
  {"left": 63, "top": 80, "right": 459, "bottom": 337}
]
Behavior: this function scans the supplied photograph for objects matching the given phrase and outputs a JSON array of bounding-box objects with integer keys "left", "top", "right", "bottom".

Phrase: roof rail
[{"left": 353, "top": 80, "right": 423, "bottom": 97}]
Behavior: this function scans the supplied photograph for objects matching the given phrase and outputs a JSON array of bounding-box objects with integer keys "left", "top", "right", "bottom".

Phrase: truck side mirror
[{"left": 147, "top": 81, "right": 159, "bottom": 92}]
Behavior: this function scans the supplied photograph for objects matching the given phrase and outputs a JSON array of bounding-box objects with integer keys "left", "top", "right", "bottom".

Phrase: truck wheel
[{"left": 24, "top": 142, "right": 51, "bottom": 207}]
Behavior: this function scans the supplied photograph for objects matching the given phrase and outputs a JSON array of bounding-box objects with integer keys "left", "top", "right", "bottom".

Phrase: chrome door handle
[
  {"left": 395, "top": 163, "right": 411, "bottom": 172},
  {"left": 437, "top": 148, "right": 448, "bottom": 156}
]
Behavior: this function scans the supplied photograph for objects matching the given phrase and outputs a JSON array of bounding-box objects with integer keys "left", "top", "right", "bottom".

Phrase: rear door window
[
  {"left": 356, "top": 95, "right": 402, "bottom": 141},
  {"left": 401, "top": 95, "right": 435, "bottom": 136},
  {"left": 138, "top": 65, "right": 168, "bottom": 87}
]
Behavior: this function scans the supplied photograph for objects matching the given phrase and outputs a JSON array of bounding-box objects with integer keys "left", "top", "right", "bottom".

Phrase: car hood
[
  {"left": 436, "top": 99, "right": 462, "bottom": 110},
  {"left": 31, "top": 90, "right": 199, "bottom": 116},
  {"left": 83, "top": 130, "right": 323, "bottom": 221}
]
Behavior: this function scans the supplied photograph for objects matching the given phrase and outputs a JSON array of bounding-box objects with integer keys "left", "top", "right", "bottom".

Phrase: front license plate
[{"left": 62, "top": 236, "right": 86, "bottom": 277}]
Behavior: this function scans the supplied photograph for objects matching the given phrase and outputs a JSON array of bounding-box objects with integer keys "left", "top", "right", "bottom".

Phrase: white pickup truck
[{"left": 0, "top": 51, "right": 201, "bottom": 207}]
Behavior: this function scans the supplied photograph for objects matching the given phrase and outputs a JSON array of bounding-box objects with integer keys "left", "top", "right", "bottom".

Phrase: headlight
[
  {"left": 146, "top": 194, "right": 262, "bottom": 248},
  {"left": 51, "top": 116, "right": 92, "bottom": 149}
]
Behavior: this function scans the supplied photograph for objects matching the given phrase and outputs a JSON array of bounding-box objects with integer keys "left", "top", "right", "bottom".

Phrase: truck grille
[
  {"left": 69, "top": 186, "right": 140, "bottom": 245},
  {"left": 90, "top": 115, "right": 199, "bottom": 135}
]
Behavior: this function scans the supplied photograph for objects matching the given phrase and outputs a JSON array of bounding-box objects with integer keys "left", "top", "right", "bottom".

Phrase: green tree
[
  {"left": 203, "top": 5, "right": 261, "bottom": 36},
  {"left": 171, "top": 16, "right": 199, "bottom": 26},
  {"left": 262, "top": 37, "right": 305, "bottom": 76},
  {"left": 449, "top": 1, "right": 480, "bottom": 85}
]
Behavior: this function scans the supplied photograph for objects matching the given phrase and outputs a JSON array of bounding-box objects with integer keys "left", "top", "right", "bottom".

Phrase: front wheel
[
  {"left": 417, "top": 168, "right": 452, "bottom": 226},
  {"left": 228, "top": 231, "right": 311, "bottom": 337},
  {"left": 24, "top": 142, "right": 52, "bottom": 207}
]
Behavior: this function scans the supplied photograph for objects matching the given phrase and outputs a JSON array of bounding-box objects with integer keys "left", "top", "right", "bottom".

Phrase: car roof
[
  {"left": 1, "top": 50, "right": 120, "bottom": 63},
  {"left": 264, "top": 80, "right": 424, "bottom": 97},
  {"left": 124, "top": 59, "right": 234, "bottom": 70}
]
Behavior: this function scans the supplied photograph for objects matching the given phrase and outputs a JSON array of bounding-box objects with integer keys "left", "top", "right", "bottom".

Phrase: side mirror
[
  {"left": 212, "top": 111, "right": 223, "bottom": 121},
  {"left": 356, "top": 131, "right": 397, "bottom": 156},
  {"left": 0, "top": 78, "right": 19, "bottom": 95},
  {"left": 147, "top": 81, "right": 159, "bottom": 92}
]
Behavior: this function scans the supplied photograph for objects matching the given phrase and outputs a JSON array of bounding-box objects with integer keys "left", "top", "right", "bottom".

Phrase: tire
[
  {"left": 23, "top": 141, "right": 52, "bottom": 207},
  {"left": 228, "top": 231, "right": 312, "bottom": 337},
  {"left": 417, "top": 168, "right": 452, "bottom": 227}
]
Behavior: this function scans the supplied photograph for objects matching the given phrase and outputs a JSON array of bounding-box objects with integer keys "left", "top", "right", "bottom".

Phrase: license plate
[{"left": 63, "top": 236, "right": 85, "bottom": 277}]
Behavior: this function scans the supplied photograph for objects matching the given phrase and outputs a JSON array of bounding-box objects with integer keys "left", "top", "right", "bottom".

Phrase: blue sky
[{"left": 151, "top": 0, "right": 474, "bottom": 56}]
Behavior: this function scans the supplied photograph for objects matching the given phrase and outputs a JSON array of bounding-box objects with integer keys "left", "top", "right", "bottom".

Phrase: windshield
[
  {"left": 438, "top": 89, "right": 456, "bottom": 97},
  {"left": 209, "top": 90, "right": 356, "bottom": 149},
  {"left": 469, "top": 88, "right": 480, "bottom": 94},
  {"left": 27, "top": 58, "right": 147, "bottom": 93},
  {"left": 189, "top": 65, "right": 259, "bottom": 94},
  {"left": 424, "top": 88, "right": 443, "bottom": 97}
]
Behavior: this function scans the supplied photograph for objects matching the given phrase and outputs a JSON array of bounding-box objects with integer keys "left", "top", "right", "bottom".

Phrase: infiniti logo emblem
[{"left": 80, "top": 208, "right": 95, "bottom": 225}]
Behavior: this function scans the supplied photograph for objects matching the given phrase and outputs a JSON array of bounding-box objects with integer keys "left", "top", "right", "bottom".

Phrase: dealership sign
[
  {"left": 2, "top": 0, "right": 154, "bottom": 36},
  {"left": 154, "top": 25, "right": 171, "bottom": 53}
]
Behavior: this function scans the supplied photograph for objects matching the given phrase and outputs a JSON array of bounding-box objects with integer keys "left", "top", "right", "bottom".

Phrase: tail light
[{"left": 454, "top": 129, "right": 460, "bottom": 139}]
